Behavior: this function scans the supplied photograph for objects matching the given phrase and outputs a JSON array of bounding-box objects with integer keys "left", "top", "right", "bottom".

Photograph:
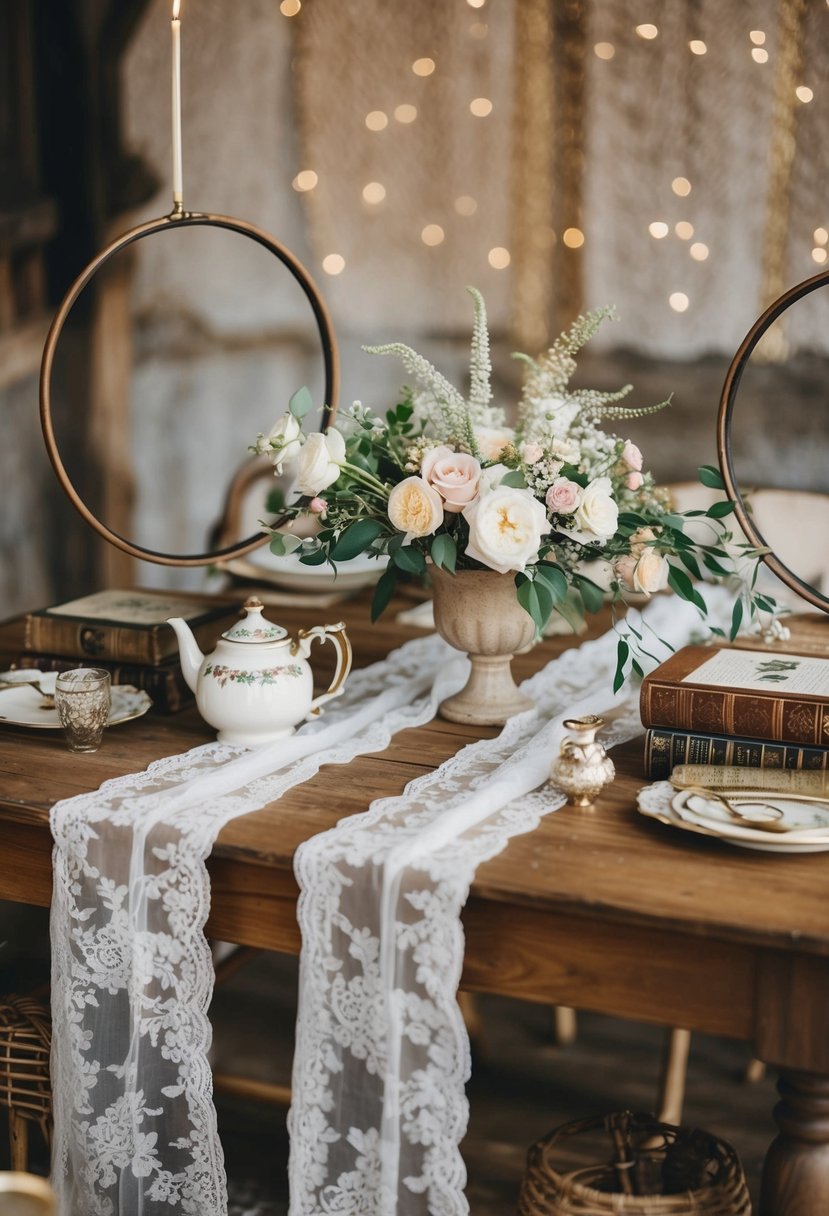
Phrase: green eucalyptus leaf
[
  {"left": 574, "top": 575, "right": 605, "bottom": 615},
  {"left": 392, "top": 545, "right": 427, "bottom": 575},
  {"left": 706, "top": 499, "right": 736, "bottom": 519},
  {"left": 730, "top": 596, "right": 744, "bottom": 640},
  {"left": 667, "top": 565, "right": 707, "bottom": 613},
  {"left": 431, "top": 533, "right": 457, "bottom": 573},
  {"left": 371, "top": 567, "right": 398, "bottom": 621},
  {"left": 613, "top": 638, "right": 630, "bottom": 693},
  {"left": 698, "top": 464, "right": 726, "bottom": 490},
  {"left": 298, "top": 548, "right": 329, "bottom": 566},
  {"left": 534, "top": 562, "right": 569, "bottom": 604},
  {"left": 500, "top": 470, "right": 527, "bottom": 488},
  {"left": 289, "top": 386, "right": 314, "bottom": 419},
  {"left": 330, "top": 518, "right": 384, "bottom": 562},
  {"left": 269, "top": 532, "right": 303, "bottom": 556}
]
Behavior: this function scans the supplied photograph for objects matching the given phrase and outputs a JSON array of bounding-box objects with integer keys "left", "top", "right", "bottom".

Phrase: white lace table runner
[
  {"left": 286, "top": 593, "right": 715, "bottom": 1216},
  {"left": 49, "top": 594, "right": 723, "bottom": 1216},
  {"left": 49, "top": 633, "right": 467, "bottom": 1216}
]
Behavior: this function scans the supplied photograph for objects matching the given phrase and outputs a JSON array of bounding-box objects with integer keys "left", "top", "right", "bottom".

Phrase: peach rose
[
  {"left": 423, "top": 451, "right": 482, "bottom": 513},
  {"left": 387, "top": 476, "right": 444, "bottom": 542},
  {"left": 625, "top": 471, "right": 644, "bottom": 491},
  {"left": 521, "top": 442, "right": 544, "bottom": 466},
  {"left": 622, "top": 440, "right": 643, "bottom": 471},
  {"left": 475, "top": 426, "right": 515, "bottom": 462},
  {"left": 613, "top": 554, "right": 638, "bottom": 591},
  {"left": 421, "top": 445, "right": 455, "bottom": 484},
  {"left": 633, "top": 549, "right": 670, "bottom": 595}
]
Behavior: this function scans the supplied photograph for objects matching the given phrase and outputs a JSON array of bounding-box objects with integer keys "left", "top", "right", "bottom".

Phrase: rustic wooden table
[{"left": 1, "top": 594, "right": 828, "bottom": 1215}]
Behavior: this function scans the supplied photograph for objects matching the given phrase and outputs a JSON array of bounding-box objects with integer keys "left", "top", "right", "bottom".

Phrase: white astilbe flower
[
  {"left": 362, "top": 342, "right": 480, "bottom": 454},
  {"left": 466, "top": 286, "right": 505, "bottom": 428}
]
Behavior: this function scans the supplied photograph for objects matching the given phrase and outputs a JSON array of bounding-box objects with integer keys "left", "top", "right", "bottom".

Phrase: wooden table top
[{"left": 1, "top": 589, "right": 829, "bottom": 963}]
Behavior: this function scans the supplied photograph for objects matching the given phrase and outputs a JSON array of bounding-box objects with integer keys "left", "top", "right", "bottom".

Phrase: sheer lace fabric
[
  {"left": 49, "top": 634, "right": 466, "bottom": 1216},
  {"left": 287, "top": 594, "right": 723, "bottom": 1216},
  {"left": 49, "top": 593, "right": 726, "bottom": 1216}
]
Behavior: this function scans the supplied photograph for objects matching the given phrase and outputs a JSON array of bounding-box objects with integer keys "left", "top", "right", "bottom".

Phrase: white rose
[
  {"left": 463, "top": 486, "right": 549, "bottom": 574},
  {"left": 475, "top": 426, "right": 515, "bottom": 462},
  {"left": 295, "top": 428, "right": 346, "bottom": 496},
  {"left": 264, "top": 412, "right": 303, "bottom": 475},
  {"left": 564, "top": 476, "right": 619, "bottom": 544}
]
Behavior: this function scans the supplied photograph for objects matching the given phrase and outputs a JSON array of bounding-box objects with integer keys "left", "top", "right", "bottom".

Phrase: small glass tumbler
[{"left": 54, "top": 668, "right": 112, "bottom": 753}]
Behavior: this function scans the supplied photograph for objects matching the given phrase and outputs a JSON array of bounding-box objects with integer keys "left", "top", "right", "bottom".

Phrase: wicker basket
[
  {"left": 0, "top": 996, "right": 53, "bottom": 1171},
  {"left": 516, "top": 1112, "right": 752, "bottom": 1216}
]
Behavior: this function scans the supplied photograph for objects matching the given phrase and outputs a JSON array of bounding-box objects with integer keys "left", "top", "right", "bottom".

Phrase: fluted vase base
[{"left": 430, "top": 565, "right": 537, "bottom": 727}]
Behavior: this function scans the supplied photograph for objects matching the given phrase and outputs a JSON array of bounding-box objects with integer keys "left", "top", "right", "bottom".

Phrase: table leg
[{"left": 759, "top": 1069, "right": 829, "bottom": 1215}]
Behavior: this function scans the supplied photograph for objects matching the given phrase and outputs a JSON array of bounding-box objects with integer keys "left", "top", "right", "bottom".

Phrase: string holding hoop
[{"left": 39, "top": 2, "right": 339, "bottom": 566}]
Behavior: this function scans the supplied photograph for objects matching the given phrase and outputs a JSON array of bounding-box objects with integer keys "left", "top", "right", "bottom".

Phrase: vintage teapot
[{"left": 167, "top": 596, "right": 352, "bottom": 746}]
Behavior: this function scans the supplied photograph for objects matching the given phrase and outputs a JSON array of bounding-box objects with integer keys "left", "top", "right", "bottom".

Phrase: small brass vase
[{"left": 550, "top": 714, "right": 615, "bottom": 807}]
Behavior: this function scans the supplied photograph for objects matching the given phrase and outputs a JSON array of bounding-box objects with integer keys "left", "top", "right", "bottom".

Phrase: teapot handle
[{"left": 295, "top": 623, "right": 353, "bottom": 717}]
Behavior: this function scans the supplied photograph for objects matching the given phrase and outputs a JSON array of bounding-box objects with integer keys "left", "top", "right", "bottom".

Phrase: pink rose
[
  {"left": 622, "top": 441, "right": 643, "bottom": 471},
  {"left": 521, "top": 442, "right": 544, "bottom": 466},
  {"left": 546, "top": 477, "right": 582, "bottom": 516},
  {"left": 421, "top": 445, "right": 455, "bottom": 485},
  {"left": 625, "top": 471, "right": 644, "bottom": 491},
  {"left": 308, "top": 497, "right": 327, "bottom": 515},
  {"left": 425, "top": 451, "right": 482, "bottom": 513}
]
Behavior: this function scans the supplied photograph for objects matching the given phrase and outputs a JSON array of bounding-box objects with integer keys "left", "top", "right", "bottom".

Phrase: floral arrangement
[{"left": 252, "top": 288, "right": 772, "bottom": 688}]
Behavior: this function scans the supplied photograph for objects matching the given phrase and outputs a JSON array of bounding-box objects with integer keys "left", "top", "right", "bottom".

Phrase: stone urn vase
[{"left": 430, "top": 566, "right": 536, "bottom": 725}]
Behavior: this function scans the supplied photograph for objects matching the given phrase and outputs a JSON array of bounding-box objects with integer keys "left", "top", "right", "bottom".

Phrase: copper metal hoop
[
  {"left": 40, "top": 210, "right": 340, "bottom": 567},
  {"left": 716, "top": 266, "right": 829, "bottom": 614}
]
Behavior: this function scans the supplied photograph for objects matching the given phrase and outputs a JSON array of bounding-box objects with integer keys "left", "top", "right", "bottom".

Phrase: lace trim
[{"left": 49, "top": 634, "right": 464, "bottom": 1216}]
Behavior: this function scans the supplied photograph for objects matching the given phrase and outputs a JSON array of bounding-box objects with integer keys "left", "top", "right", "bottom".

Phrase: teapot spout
[{"left": 166, "top": 617, "right": 204, "bottom": 693}]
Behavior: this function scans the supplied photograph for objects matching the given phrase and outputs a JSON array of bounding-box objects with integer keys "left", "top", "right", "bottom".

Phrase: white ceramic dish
[
  {"left": 0, "top": 670, "right": 152, "bottom": 730},
  {"left": 222, "top": 549, "right": 389, "bottom": 593},
  {"left": 637, "top": 780, "right": 829, "bottom": 853}
]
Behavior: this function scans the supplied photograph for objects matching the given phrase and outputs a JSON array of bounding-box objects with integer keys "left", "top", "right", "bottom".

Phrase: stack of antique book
[
  {"left": 641, "top": 639, "right": 829, "bottom": 779},
  {"left": 17, "top": 589, "right": 239, "bottom": 713}
]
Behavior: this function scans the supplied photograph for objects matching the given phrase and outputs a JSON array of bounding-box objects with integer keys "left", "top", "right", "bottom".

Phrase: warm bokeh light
[
  {"left": 563, "top": 227, "right": 585, "bottom": 249},
  {"left": 487, "top": 247, "right": 510, "bottom": 269},
  {"left": 412, "top": 58, "right": 436, "bottom": 77},
  {"left": 689, "top": 40, "right": 707, "bottom": 55},
  {"left": 322, "top": 254, "right": 345, "bottom": 275},
  {"left": 669, "top": 292, "right": 689, "bottom": 312},
  {"left": 675, "top": 221, "right": 694, "bottom": 240},
  {"left": 749, "top": 30, "right": 766, "bottom": 45},
  {"left": 292, "top": 170, "right": 318, "bottom": 192},
  {"left": 594, "top": 42, "right": 615, "bottom": 60},
  {"left": 690, "top": 242, "right": 709, "bottom": 261},
  {"left": 362, "top": 182, "right": 386, "bottom": 205},
  {"left": 672, "top": 176, "right": 692, "bottom": 197},
  {"left": 394, "top": 104, "right": 418, "bottom": 123},
  {"left": 470, "top": 97, "right": 493, "bottom": 117},
  {"left": 421, "top": 224, "right": 445, "bottom": 246},
  {"left": 814, "top": 227, "right": 829, "bottom": 245},
  {"left": 365, "top": 110, "right": 388, "bottom": 131},
  {"left": 467, "top": 0, "right": 486, "bottom": 7},
  {"left": 279, "top": 0, "right": 301, "bottom": 15},
  {"left": 812, "top": 248, "right": 829, "bottom": 265},
  {"left": 454, "top": 195, "right": 478, "bottom": 216},
  {"left": 649, "top": 221, "right": 669, "bottom": 239},
  {"left": 635, "top": 24, "right": 658, "bottom": 40},
  {"left": 796, "top": 86, "right": 814, "bottom": 103},
  {"left": 752, "top": 48, "right": 769, "bottom": 63}
]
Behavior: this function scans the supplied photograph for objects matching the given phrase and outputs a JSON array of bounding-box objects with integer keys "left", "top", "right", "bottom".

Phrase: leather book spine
[{"left": 643, "top": 727, "right": 829, "bottom": 780}]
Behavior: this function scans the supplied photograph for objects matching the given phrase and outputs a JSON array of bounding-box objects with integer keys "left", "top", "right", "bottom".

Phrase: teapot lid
[{"left": 221, "top": 597, "right": 288, "bottom": 644}]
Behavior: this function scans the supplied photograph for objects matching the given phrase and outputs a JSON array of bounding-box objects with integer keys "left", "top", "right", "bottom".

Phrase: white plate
[
  {"left": 0, "top": 671, "right": 152, "bottom": 730},
  {"left": 222, "top": 549, "right": 389, "bottom": 593},
  {"left": 637, "top": 780, "right": 829, "bottom": 853}
]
